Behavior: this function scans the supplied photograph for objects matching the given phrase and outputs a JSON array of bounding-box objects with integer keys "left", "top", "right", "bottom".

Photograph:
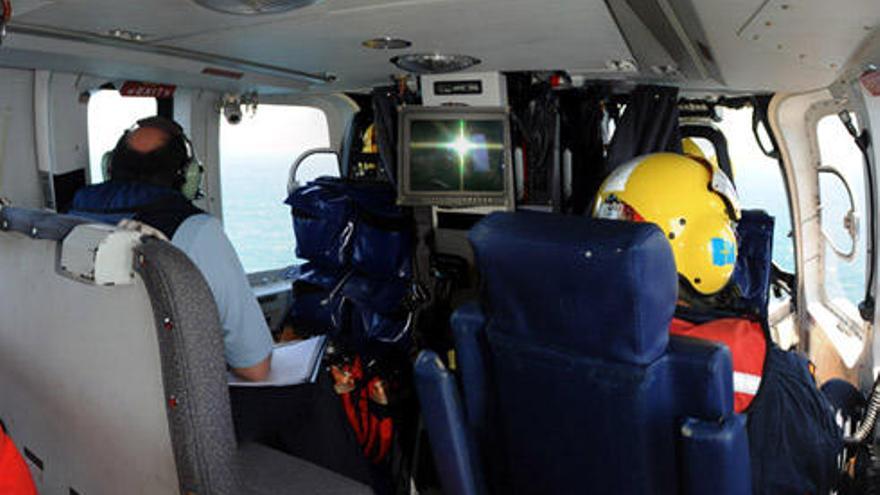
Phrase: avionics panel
[{"left": 397, "top": 106, "right": 513, "bottom": 208}]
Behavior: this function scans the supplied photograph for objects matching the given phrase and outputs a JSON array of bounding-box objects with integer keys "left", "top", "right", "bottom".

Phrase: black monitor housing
[{"left": 397, "top": 106, "right": 514, "bottom": 208}]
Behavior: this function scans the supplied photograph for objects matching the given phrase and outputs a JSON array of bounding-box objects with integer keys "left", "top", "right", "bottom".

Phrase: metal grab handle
[
  {"left": 818, "top": 166, "right": 859, "bottom": 262},
  {"left": 287, "top": 147, "right": 340, "bottom": 195}
]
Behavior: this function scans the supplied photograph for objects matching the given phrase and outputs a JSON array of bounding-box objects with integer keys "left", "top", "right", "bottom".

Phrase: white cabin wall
[
  {"left": 176, "top": 88, "right": 223, "bottom": 218},
  {"left": 49, "top": 73, "right": 90, "bottom": 176},
  {"left": 0, "top": 68, "right": 42, "bottom": 208},
  {"left": 0, "top": 68, "right": 90, "bottom": 209},
  {"left": 770, "top": 90, "right": 829, "bottom": 349}
]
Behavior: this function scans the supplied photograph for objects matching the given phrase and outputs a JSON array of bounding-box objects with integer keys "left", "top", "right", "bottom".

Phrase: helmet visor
[
  {"left": 595, "top": 195, "right": 644, "bottom": 222},
  {"left": 709, "top": 165, "right": 742, "bottom": 221}
]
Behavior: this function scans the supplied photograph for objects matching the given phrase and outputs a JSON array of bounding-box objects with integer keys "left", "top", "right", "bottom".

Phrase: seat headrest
[
  {"left": 0, "top": 206, "right": 141, "bottom": 286},
  {"left": 469, "top": 211, "right": 678, "bottom": 365}
]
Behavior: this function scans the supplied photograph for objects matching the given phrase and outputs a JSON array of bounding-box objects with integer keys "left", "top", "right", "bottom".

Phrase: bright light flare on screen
[{"left": 410, "top": 120, "right": 504, "bottom": 190}]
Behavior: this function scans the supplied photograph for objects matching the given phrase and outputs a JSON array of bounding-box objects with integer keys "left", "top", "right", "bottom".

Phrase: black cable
[
  {"left": 751, "top": 95, "right": 781, "bottom": 160},
  {"left": 838, "top": 110, "right": 876, "bottom": 322}
]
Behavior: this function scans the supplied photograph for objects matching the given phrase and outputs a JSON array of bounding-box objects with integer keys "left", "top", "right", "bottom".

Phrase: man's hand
[
  {"left": 116, "top": 219, "right": 169, "bottom": 241},
  {"left": 231, "top": 354, "right": 271, "bottom": 382}
]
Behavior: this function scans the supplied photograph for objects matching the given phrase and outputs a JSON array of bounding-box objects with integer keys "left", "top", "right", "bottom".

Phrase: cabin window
[
  {"left": 816, "top": 112, "right": 867, "bottom": 309},
  {"left": 219, "top": 105, "right": 333, "bottom": 274},
  {"left": 713, "top": 107, "right": 796, "bottom": 274},
  {"left": 87, "top": 90, "right": 158, "bottom": 184}
]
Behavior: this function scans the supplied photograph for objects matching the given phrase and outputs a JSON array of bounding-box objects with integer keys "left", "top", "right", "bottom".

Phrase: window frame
[
  {"left": 86, "top": 89, "right": 159, "bottom": 185},
  {"left": 217, "top": 103, "right": 333, "bottom": 276},
  {"left": 804, "top": 101, "right": 873, "bottom": 349},
  {"left": 812, "top": 108, "right": 873, "bottom": 321}
]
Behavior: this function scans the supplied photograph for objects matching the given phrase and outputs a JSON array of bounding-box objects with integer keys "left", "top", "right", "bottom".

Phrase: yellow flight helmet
[
  {"left": 362, "top": 124, "right": 378, "bottom": 153},
  {"left": 681, "top": 137, "right": 706, "bottom": 160},
  {"left": 593, "top": 152, "right": 741, "bottom": 295},
  {"left": 681, "top": 137, "right": 722, "bottom": 172}
]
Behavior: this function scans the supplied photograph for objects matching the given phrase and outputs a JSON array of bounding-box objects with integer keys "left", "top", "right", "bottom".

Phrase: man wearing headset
[{"left": 69, "top": 116, "right": 273, "bottom": 382}]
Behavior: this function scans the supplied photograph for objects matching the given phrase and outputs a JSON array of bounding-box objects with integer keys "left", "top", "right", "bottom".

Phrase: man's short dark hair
[{"left": 109, "top": 117, "right": 190, "bottom": 189}]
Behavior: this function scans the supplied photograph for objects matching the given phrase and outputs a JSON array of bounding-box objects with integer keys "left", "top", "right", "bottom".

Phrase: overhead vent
[
  {"left": 605, "top": 0, "right": 723, "bottom": 83},
  {"left": 390, "top": 53, "right": 481, "bottom": 74},
  {"left": 191, "top": 0, "right": 320, "bottom": 15}
]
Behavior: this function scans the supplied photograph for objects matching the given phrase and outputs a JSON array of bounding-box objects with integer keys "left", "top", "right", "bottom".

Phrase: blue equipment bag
[
  {"left": 731, "top": 210, "right": 775, "bottom": 319},
  {"left": 286, "top": 263, "right": 346, "bottom": 336},
  {"left": 347, "top": 183, "right": 413, "bottom": 280},
  {"left": 287, "top": 179, "right": 354, "bottom": 269},
  {"left": 285, "top": 178, "right": 416, "bottom": 351}
]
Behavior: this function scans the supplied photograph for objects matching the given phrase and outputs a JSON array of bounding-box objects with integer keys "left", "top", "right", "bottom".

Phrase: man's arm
[
  {"left": 171, "top": 214, "right": 275, "bottom": 381},
  {"left": 231, "top": 354, "right": 271, "bottom": 382}
]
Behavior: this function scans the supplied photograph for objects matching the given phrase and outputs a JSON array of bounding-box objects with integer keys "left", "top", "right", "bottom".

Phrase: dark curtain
[
  {"left": 606, "top": 85, "right": 683, "bottom": 170},
  {"left": 508, "top": 74, "right": 558, "bottom": 205},
  {"left": 371, "top": 87, "right": 420, "bottom": 185},
  {"left": 371, "top": 87, "right": 399, "bottom": 185},
  {"left": 558, "top": 88, "right": 607, "bottom": 214},
  {"left": 340, "top": 93, "right": 374, "bottom": 179}
]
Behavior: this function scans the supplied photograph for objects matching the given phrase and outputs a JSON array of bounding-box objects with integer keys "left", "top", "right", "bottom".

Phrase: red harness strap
[
  {"left": 0, "top": 430, "right": 37, "bottom": 495},
  {"left": 670, "top": 317, "right": 767, "bottom": 413},
  {"left": 331, "top": 356, "right": 395, "bottom": 464}
]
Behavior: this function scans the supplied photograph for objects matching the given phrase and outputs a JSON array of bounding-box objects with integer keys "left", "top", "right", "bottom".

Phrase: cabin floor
[{"left": 810, "top": 325, "right": 861, "bottom": 386}]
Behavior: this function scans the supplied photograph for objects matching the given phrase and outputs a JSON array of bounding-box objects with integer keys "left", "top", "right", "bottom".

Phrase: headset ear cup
[
  {"left": 101, "top": 151, "right": 114, "bottom": 181},
  {"left": 180, "top": 160, "right": 204, "bottom": 200}
]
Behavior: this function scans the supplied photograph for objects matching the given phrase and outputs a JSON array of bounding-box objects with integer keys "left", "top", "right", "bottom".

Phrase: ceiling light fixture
[
  {"left": 362, "top": 37, "right": 412, "bottom": 50},
  {"left": 108, "top": 28, "right": 147, "bottom": 42},
  {"left": 191, "top": 0, "right": 320, "bottom": 15},
  {"left": 390, "top": 53, "right": 481, "bottom": 74}
]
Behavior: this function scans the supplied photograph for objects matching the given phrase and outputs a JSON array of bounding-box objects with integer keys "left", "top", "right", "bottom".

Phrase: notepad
[{"left": 228, "top": 335, "right": 327, "bottom": 387}]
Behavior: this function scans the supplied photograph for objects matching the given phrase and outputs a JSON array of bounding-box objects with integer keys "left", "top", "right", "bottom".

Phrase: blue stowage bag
[
  {"left": 746, "top": 345, "right": 843, "bottom": 494},
  {"left": 287, "top": 179, "right": 354, "bottom": 269},
  {"left": 285, "top": 178, "right": 416, "bottom": 351},
  {"left": 286, "top": 263, "right": 346, "bottom": 336},
  {"left": 346, "top": 180, "right": 413, "bottom": 280}
]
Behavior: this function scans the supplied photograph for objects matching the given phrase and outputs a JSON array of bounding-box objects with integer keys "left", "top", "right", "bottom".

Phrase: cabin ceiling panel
[
  {"left": 13, "top": 0, "right": 310, "bottom": 40},
  {"left": 163, "top": 0, "right": 633, "bottom": 90},
  {"left": 11, "top": 0, "right": 632, "bottom": 91},
  {"left": 8, "top": 0, "right": 879, "bottom": 92},
  {"left": 691, "top": 0, "right": 880, "bottom": 92},
  {"left": 0, "top": 37, "right": 308, "bottom": 94}
]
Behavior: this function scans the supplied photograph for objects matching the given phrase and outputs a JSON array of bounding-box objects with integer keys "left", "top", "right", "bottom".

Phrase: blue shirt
[{"left": 171, "top": 214, "right": 274, "bottom": 369}]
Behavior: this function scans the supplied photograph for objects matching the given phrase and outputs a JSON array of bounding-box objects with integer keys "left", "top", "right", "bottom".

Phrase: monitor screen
[
  {"left": 398, "top": 107, "right": 513, "bottom": 207},
  {"left": 409, "top": 119, "right": 506, "bottom": 193}
]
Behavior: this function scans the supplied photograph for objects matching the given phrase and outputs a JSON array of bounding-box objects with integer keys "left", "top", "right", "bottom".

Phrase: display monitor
[{"left": 397, "top": 106, "right": 514, "bottom": 207}]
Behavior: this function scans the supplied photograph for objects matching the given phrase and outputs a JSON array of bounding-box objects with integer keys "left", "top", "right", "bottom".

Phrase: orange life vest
[
  {"left": 0, "top": 430, "right": 38, "bottom": 495},
  {"left": 670, "top": 317, "right": 767, "bottom": 413}
]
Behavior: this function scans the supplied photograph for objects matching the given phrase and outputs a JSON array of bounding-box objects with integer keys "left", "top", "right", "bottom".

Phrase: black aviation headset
[{"left": 103, "top": 116, "right": 204, "bottom": 200}]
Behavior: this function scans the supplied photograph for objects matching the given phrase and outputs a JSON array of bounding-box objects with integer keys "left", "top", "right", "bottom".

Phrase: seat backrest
[
  {"left": 466, "top": 211, "right": 680, "bottom": 493},
  {"left": 0, "top": 206, "right": 237, "bottom": 494},
  {"left": 731, "top": 210, "right": 775, "bottom": 319}
]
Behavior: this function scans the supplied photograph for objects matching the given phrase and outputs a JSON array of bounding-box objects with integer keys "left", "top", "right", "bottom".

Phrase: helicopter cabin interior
[{"left": 1, "top": 0, "right": 880, "bottom": 494}]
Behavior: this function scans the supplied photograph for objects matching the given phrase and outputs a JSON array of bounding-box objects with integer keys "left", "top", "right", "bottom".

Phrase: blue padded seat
[
  {"left": 468, "top": 211, "right": 677, "bottom": 365},
  {"left": 415, "top": 211, "right": 751, "bottom": 495},
  {"left": 731, "top": 210, "right": 775, "bottom": 319}
]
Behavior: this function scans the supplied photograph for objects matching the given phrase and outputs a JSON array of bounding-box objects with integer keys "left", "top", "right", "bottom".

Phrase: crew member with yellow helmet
[
  {"left": 594, "top": 152, "right": 763, "bottom": 411},
  {"left": 593, "top": 152, "right": 841, "bottom": 494}
]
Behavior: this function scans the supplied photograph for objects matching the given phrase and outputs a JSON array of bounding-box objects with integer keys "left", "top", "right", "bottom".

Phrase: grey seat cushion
[{"left": 236, "top": 443, "right": 374, "bottom": 494}]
